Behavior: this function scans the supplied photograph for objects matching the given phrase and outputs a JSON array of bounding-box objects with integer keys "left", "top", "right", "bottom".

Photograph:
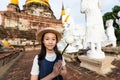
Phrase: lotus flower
[{"left": 61, "top": 35, "right": 74, "bottom": 55}]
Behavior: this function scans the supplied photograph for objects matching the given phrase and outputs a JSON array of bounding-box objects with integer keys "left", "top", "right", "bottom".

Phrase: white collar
[{"left": 45, "top": 53, "right": 56, "bottom": 62}]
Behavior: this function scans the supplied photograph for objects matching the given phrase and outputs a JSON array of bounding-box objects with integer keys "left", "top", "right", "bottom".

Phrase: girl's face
[{"left": 43, "top": 32, "right": 57, "bottom": 52}]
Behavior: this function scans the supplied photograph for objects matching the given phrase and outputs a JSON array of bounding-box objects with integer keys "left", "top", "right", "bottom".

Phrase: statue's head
[
  {"left": 65, "top": 8, "right": 71, "bottom": 15},
  {"left": 117, "top": 11, "right": 120, "bottom": 17}
]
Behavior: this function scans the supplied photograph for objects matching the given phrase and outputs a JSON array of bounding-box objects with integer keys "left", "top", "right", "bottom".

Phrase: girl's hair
[{"left": 38, "top": 33, "right": 62, "bottom": 64}]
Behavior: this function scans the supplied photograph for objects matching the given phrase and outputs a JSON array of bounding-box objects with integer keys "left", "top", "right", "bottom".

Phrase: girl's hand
[{"left": 52, "top": 60, "right": 62, "bottom": 77}]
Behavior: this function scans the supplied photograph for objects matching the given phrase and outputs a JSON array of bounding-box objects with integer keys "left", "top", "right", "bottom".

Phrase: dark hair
[{"left": 38, "top": 33, "right": 62, "bottom": 64}]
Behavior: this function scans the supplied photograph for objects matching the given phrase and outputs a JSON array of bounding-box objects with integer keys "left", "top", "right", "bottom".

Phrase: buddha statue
[
  {"left": 7, "top": 0, "right": 20, "bottom": 12},
  {"left": 25, "top": 0, "right": 50, "bottom": 7},
  {"left": 10, "top": 0, "right": 19, "bottom": 5}
]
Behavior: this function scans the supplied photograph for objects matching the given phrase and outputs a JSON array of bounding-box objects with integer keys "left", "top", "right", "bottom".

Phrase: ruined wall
[{"left": 0, "top": 11, "right": 62, "bottom": 44}]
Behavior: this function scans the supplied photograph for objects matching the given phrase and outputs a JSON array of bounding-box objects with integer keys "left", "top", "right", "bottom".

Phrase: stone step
[{"left": 78, "top": 55, "right": 115, "bottom": 74}]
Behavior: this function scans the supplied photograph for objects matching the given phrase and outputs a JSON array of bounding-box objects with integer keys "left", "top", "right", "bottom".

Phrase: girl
[{"left": 30, "top": 27, "right": 67, "bottom": 80}]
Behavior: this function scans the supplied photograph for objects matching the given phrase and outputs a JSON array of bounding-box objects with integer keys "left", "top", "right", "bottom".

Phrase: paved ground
[{"left": 2, "top": 50, "right": 120, "bottom": 80}]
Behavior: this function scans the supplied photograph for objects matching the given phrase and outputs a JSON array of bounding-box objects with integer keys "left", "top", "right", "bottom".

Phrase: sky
[{"left": 0, "top": 0, "right": 120, "bottom": 26}]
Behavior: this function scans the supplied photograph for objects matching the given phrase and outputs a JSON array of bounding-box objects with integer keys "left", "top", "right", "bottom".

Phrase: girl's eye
[
  {"left": 45, "top": 38, "right": 49, "bottom": 40},
  {"left": 52, "top": 38, "right": 56, "bottom": 41},
  {"left": 45, "top": 38, "right": 56, "bottom": 41}
]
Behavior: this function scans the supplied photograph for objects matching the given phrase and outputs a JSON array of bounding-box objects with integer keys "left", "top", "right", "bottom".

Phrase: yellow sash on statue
[{"left": 64, "top": 15, "right": 70, "bottom": 22}]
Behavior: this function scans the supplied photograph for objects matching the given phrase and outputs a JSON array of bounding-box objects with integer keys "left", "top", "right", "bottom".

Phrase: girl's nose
[{"left": 49, "top": 40, "right": 53, "bottom": 43}]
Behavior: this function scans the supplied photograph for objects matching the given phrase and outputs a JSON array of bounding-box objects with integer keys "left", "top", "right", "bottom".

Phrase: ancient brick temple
[{"left": 0, "top": 0, "right": 62, "bottom": 45}]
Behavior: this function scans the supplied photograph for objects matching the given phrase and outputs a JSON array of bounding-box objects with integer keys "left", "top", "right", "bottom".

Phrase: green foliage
[
  {"left": 115, "top": 29, "right": 120, "bottom": 41},
  {"left": 112, "top": 5, "right": 120, "bottom": 29},
  {"left": 112, "top": 5, "right": 120, "bottom": 13},
  {"left": 103, "top": 12, "right": 114, "bottom": 28}
]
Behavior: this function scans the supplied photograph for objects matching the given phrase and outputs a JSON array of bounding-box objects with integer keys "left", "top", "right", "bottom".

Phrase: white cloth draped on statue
[{"left": 81, "top": 0, "right": 106, "bottom": 43}]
